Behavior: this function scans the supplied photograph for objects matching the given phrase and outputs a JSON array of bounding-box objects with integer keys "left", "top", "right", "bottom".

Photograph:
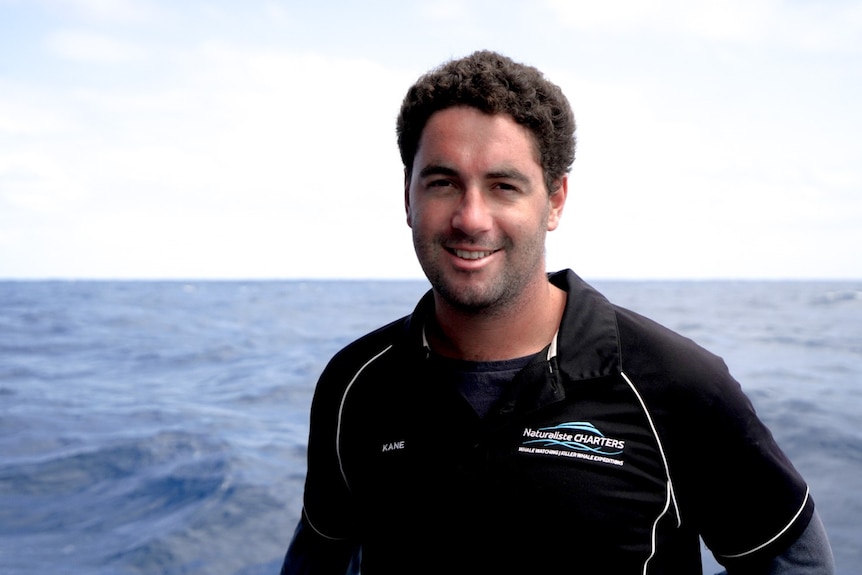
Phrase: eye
[
  {"left": 425, "top": 178, "right": 457, "bottom": 192},
  {"left": 493, "top": 181, "right": 521, "bottom": 194}
]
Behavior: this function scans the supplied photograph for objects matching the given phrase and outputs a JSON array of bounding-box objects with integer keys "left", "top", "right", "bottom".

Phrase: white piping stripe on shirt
[
  {"left": 546, "top": 331, "right": 559, "bottom": 372},
  {"left": 335, "top": 344, "right": 394, "bottom": 491},
  {"left": 620, "top": 370, "right": 681, "bottom": 525},
  {"left": 302, "top": 505, "right": 350, "bottom": 541},
  {"left": 621, "top": 370, "right": 681, "bottom": 575},
  {"left": 645, "top": 479, "right": 674, "bottom": 575},
  {"left": 546, "top": 331, "right": 559, "bottom": 360},
  {"left": 717, "top": 487, "right": 810, "bottom": 559}
]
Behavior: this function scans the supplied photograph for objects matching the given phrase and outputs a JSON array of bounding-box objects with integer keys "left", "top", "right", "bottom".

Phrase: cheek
[
  {"left": 406, "top": 200, "right": 421, "bottom": 228},
  {"left": 407, "top": 201, "right": 444, "bottom": 231}
]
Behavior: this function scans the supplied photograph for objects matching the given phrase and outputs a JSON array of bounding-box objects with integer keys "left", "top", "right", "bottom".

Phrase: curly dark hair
[{"left": 396, "top": 50, "right": 576, "bottom": 193}]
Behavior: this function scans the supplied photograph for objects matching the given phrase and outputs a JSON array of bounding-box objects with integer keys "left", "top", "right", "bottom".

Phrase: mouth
[{"left": 449, "top": 248, "right": 498, "bottom": 261}]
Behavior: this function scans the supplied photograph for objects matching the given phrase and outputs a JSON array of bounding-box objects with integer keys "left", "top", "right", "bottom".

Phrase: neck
[{"left": 428, "top": 278, "right": 566, "bottom": 362}]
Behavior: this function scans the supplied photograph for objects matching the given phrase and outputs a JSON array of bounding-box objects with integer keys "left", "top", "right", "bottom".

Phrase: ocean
[{"left": 1, "top": 278, "right": 860, "bottom": 574}]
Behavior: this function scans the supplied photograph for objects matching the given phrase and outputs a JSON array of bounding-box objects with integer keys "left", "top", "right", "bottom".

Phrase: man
[{"left": 281, "top": 50, "right": 834, "bottom": 574}]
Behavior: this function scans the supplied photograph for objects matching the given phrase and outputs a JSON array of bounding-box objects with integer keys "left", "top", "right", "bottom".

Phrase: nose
[{"left": 451, "top": 187, "right": 492, "bottom": 235}]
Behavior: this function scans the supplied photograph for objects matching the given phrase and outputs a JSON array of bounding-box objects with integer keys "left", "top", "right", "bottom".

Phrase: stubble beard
[{"left": 413, "top": 230, "right": 548, "bottom": 317}]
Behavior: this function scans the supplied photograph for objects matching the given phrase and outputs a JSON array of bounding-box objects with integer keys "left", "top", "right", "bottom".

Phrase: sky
[{"left": 1, "top": 0, "right": 860, "bottom": 280}]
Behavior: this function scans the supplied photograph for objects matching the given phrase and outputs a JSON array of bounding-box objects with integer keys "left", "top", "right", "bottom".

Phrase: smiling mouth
[{"left": 451, "top": 248, "right": 497, "bottom": 260}]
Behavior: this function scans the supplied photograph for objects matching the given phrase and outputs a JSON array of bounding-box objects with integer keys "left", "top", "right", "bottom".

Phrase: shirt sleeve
[
  {"left": 280, "top": 512, "right": 360, "bottom": 575},
  {"left": 615, "top": 307, "right": 817, "bottom": 563},
  {"left": 282, "top": 350, "right": 364, "bottom": 574},
  {"left": 714, "top": 509, "right": 835, "bottom": 575},
  {"left": 302, "top": 354, "right": 361, "bottom": 539},
  {"left": 692, "top": 367, "right": 815, "bottom": 562},
  {"left": 762, "top": 510, "right": 834, "bottom": 575}
]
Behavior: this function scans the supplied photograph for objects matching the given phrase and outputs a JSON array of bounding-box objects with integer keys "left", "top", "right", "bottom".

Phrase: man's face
[{"left": 405, "top": 106, "right": 566, "bottom": 313}]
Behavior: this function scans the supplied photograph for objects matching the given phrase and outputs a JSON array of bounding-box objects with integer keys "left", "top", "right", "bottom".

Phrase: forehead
[{"left": 416, "top": 106, "right": 542, "bottom": 170}]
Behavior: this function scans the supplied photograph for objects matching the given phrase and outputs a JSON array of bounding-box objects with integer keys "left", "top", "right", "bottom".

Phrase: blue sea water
[{"left": 1, "top": 278, "right": 860, "bottom": 575}]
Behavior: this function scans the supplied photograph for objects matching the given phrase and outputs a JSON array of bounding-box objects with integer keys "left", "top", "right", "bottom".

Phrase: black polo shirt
[{"left": 300, "top": 270, "right": 814, "bottom": 574}]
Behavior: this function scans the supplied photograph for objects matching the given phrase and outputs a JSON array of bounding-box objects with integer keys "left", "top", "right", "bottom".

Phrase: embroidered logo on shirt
[{"left": 519, "top": 422, "right": 625, "bottom": 466}]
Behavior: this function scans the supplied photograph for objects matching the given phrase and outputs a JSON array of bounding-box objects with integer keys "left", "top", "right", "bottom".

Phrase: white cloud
[
  {"left": 0, "top": 151, "right": 92, "bottom": 213},
  {"left": 50, "top": 0, "right": 156, "bottom": 22},
  {"left": 47, "top": 30, "right": 146, "bottom": 62},
  {"left": 542, "top": 59, "right": 862, "bottom": 280},
  {"left": 0, "top": 41, "right": 421, "bottom": 278},
  {"left": 0, "top": 83, "right": 78, "bottom": 135},
  {"left": 546, "top": 0, "right": 862, "bottom": 52},
  {"left": 419, "top": 0, "right": 471, "bottom": 21}
]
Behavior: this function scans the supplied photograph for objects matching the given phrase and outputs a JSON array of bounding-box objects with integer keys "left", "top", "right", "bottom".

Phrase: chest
[{"left": 339, "top": 372, "right": 673, "bottom": 553}]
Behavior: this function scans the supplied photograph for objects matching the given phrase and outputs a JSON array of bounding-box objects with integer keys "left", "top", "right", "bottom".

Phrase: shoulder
[
  {"left": 613, "top": 304, "right": 735, "bottom": 398},
  {"left": 305, "top": 313, "right": 416, "bottom": 454},
  {"left": 572, "top": 283, "right": 814, "bottom": 562},
  {"left": 610, "top": 303, "right": 759, "bottom": 456},
  {"left": 319, "top": 314, "right": 413, "bottom": 389},
  {"left": 614, "top": 304, "right": 727, "bottom": 365},
  {"left": 308, "top": 290, "right": 434, "bottom": 429}
]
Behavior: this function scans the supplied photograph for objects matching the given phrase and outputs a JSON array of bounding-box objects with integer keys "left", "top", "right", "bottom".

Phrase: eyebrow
[
  {"left": 417, "top": 164, "right": 531, "bottom": 183},
  {"left": 486, "top": 168, "right": 530, "bottom": 184},
  {"left": 418, "top": 165, "right": 458, "bottom": 179}
]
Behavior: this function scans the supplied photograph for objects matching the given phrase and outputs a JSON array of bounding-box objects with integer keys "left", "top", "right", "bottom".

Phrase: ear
[
  {"left": 404, "top": 168, "right": 414, "bottom": 228},
  {"left": 546, "top": 175, "right": 568, "bottom": 232}
]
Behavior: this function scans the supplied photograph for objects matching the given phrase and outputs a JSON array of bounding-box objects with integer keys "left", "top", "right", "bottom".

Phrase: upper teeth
[{"left": 455, "top": 249, "right": 493, "bottom": 260}]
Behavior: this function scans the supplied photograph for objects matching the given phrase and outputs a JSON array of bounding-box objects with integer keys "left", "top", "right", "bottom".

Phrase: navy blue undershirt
[{"left": 429, "top": 352, "right": 538, "bottom": 418}]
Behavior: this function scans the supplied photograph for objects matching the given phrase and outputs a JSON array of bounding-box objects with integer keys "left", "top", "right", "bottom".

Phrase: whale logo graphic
[{"left": 521, "top": 422, "right": 624, "bottom": 456}]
